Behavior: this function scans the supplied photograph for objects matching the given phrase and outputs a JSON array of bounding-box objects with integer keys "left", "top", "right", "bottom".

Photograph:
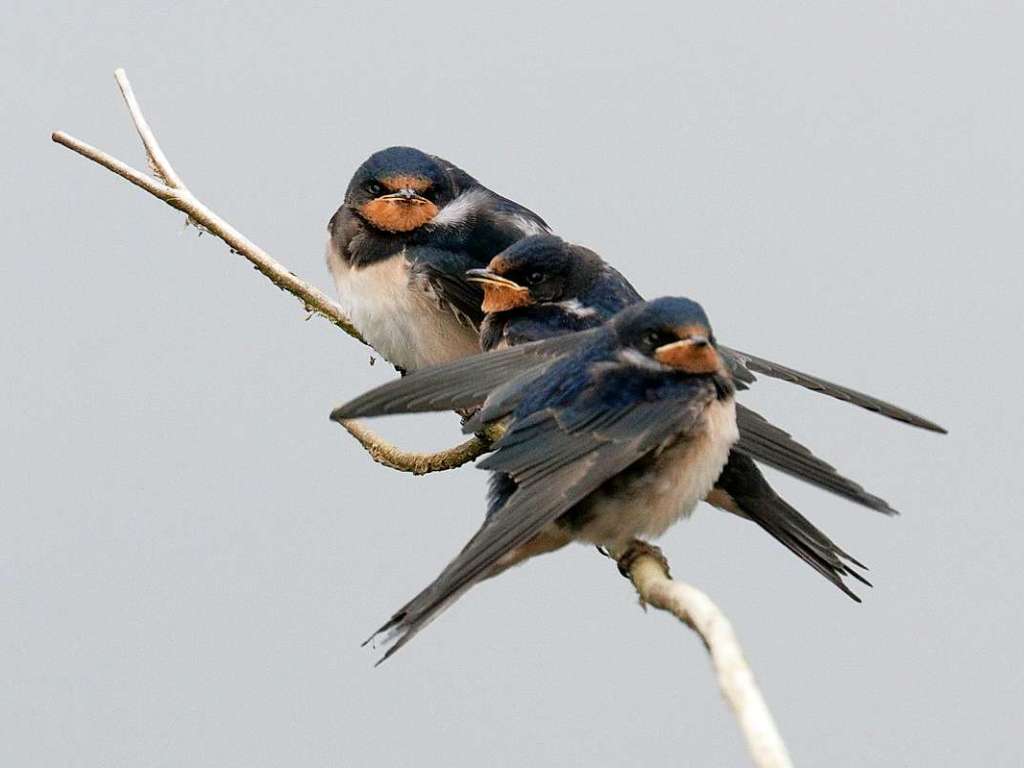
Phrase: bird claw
[{"left": 616, "top": 539, "right": 670, "bottom": 579}]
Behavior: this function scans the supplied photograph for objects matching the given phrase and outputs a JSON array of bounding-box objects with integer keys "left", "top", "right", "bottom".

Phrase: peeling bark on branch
[{"left": 52, "top": 69, "right": 794, "bottom": 767}]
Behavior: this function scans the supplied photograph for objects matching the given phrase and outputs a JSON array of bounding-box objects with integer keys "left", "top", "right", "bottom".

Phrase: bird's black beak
[
  {"left": 465, "top": 268, "right": 534, "bottom": 313},
  {"left": 381, "top": 187, "right": 427, "bottom": 203},
  {"left": 655, "top": 328, "right": 722, "bottom": 374}
]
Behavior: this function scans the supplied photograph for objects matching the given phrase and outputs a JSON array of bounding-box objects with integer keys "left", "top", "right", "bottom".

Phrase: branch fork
[{"left": 52, "top": 69, "right": 793, "bottom": 768}]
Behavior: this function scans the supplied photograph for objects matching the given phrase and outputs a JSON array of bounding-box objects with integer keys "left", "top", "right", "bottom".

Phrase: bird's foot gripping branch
[{"left": 52, "top": 69, "right": 794, "bottom": 768}]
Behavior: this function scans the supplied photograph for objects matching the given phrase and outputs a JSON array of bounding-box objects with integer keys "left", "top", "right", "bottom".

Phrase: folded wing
[{"left": 368, "top": 387, "right": 708, "bottom": 663}]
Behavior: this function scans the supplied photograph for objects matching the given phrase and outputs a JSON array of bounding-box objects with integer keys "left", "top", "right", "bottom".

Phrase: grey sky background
[{"left": 3, "top": 2, "right": 1021, "bottom": 765}]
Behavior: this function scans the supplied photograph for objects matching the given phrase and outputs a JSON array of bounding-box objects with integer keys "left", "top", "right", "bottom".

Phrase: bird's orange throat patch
[
  {"left": 655, "top": 340, "right": 721, "bottom": 374},
  {"left": 480, "top": 283, "right": 533, "bottom": 313},
  {"left": 359, "top": 198, "right": 438, "bottom": 233}
]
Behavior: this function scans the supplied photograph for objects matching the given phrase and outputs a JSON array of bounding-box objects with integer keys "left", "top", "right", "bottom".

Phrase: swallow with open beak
[
  {"left": 326, "top": 146, "right": 549, "bottom": 372},
  {"left": 333, "top": 297, "right": 747, "bottom": 662}
]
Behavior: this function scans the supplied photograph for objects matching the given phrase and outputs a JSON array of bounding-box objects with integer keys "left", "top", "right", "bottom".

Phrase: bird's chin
[
  {"left": 655, "top": 341, "right": 721, "bottom": 374},
  {"left": 481, "top": 284, "right": 533, "bottom": 313},
  {"left": 359, "top": 198, "right": 438, "bottom": 233}
]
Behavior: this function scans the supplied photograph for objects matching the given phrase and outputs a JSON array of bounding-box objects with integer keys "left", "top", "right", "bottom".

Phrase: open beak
[
  {"left": 654, "top": 335, "right": 721, "bottom": 374},
  {"left": 465, "top": 268, "right": 534, "bottom": 313}
]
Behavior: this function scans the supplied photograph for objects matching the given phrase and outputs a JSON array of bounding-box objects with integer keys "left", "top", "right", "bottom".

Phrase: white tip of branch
[
  {"left": 50, "top": 129, "right": 174, "bottom": 199},
  {"left": 113, "top": 68, "right": 184, "bottom": 190}
]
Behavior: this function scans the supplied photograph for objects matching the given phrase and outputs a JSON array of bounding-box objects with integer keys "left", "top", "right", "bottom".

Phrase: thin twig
[
  {"left": 339, "top": 420, "right": 490, "bottom": 475},
  {"left": 51, "top": 132, "right": 173, "bottom": 200},
  {"left": 51, "top": 74, "right": 363, "bottom": 342},
  {"left": 114, "top": 68, "right": 184, "bottom": 189},
  {"left": 622, "top": 552, "right": 794, "bottom": 768}
]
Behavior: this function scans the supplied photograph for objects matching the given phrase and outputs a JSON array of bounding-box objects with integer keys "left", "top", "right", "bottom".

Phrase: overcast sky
[{"left": 4, "top": 2, "right": 1021, "bottom": 765}]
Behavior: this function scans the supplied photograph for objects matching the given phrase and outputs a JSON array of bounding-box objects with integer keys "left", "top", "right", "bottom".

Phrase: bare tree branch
[
  {"left": 53, "top": 69, "right": 794, "bottom": 767},
  {"left": 114, "top": 68, "right": 185, "bottom": 189},
  {"left": 51, "top": 71, "right": 364, "bottom": 343},
  {"left": 619, "top": 548, "right": 794, "bottom": 768}
]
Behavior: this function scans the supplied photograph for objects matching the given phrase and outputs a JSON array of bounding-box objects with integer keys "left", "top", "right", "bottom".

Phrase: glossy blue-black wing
[
  {"left": 408, "top": 247, "right": 487, "bottom": 328},
  {"left": 367, "top": 385, "right": 712, "bottom": 663},
  {"left": 733, "top": 405, "right": 897, "bottom": 514},
  {"left": 330, "top": 330, "right": 601, "bottom": 421},
  {"left": 720, "top": 346, "right": 945, "bottom": 433},
  {"left": 714, "top": 451, "right": 869, "bottom": 601}
]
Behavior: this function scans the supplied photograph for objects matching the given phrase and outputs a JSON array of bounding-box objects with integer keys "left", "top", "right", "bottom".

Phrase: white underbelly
[
  {"left": 326, "top": 244, "right": 480, "bottom": 371},
  {"left": 578, "top": 397, "right": 738, "bottom": 549}
]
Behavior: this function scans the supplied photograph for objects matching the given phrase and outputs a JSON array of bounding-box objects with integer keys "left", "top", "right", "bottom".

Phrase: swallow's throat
[
  {"left": 359, "top": 197, "right": 438, "bottom": 233},
  {"left": 655, "top": 338, "right": 720, "bottom": 374},
  {"left": 480, "top": 282, "right": 534, "bottom": 313}
]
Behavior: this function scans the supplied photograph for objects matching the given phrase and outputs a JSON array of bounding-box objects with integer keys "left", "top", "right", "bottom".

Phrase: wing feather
[
  {"left": 370, "top": 389, "right": 707, "bottom": 662},
  {"left": 330, "top": 331, "right": 601, "bottom": 421},
  {"left": 714, "top": 452, "right": 869, "bottom": 601},
  {"left": 721, "top": 346, "right": 946, "bottom": 433},
  {"left": 410, "top": 253, "right": 486, "bottom": 328},
  {"left": 734, "top": 405, "right": 897, "bottom": 515}
]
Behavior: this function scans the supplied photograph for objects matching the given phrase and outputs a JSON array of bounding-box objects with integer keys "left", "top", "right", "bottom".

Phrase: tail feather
[
  {"left": 713, "top": 453, "right": 870, "bottom": 600},
  {"left": 366, "top": 580, "right": 478, "bottom": 665}
]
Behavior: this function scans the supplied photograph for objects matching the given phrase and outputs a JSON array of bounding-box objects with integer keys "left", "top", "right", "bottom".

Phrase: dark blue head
[
  {"left": 610, "top": 297, "right": 725, "bottom": 376},
  {"left": 465, "top": 234, "right": 607, "bottom": 312},
  {"left": 345, "top": 147, "right": 461, "bottom": 233}
]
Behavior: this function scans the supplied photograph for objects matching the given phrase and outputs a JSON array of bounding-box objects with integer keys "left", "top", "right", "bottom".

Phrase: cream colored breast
[
  {"left": 577, "top": 397, "right": 738, "bottom": 550},
  {"left": 326, "top": 243, "right": 480, "bottom": 371}
]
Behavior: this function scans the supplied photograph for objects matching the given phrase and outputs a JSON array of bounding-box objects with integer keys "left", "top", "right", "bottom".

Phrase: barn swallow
[
  {"left": 326, "top": 146, "right": 549, "bottom": 372},
  {"left": 467, "top": 234, "right": 642, "bottom": 351},
  {"left": 466, "top": 235, "right": 945, "bottom": 432},
  {"left": 462, "top": 235, "right": 939, "bottom": 509},
  {"left": 326, "top": 150, "right": 946, "bottom": 436},
  {"left": 468, "top": 235, "right": 875, "bottom": 597},
  {"left": 333, "top": 297, "right": 747, "bottom": 662}
]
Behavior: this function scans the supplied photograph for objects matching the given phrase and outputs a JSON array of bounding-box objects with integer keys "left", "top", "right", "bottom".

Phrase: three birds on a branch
[{"left": 325, "top": 146, "right": 945, "bottom": 663}]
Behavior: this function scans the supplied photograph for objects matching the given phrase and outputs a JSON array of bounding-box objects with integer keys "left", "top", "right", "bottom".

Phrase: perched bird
[
  {"left": 326, "top": 146, "right": 548, "bottom": 372},
  {"left": 469, "top": 235, "right": 642, "bottom": 351},
  {"left": 325, "top": 156, "right": 947, "bottom": 655},
  {"left": 327, "top": 149, "right": 943, "bottom": 433},
  {"left": 464, "top": 235, "right": 931, "bottom": 508},
  {"left": 334, "top": 297, "right": 746, "bottom": 662},
  {"left": 327, "top": 150, "right": 945, "bottom": 433},
  {"left": 332, "top": 292, "right": 946, "bottom": 660},
  {"left": 466, "top": 234, "right": 944, "bottom": 432},
  {"left": 469, "top": 234, "right": 874, "bottom": 598}
]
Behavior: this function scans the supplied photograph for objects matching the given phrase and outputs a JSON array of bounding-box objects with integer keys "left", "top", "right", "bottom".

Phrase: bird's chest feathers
[
  {"left": 326, "top": 246, "right": 478, "bottom": 371},
  {"left": 576, "top": 397, "right": 738, "bottom": 547}
]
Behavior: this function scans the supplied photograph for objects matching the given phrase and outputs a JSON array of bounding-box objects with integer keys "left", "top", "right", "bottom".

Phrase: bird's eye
[
  {"left": 367, "top": 181, "right": 383, "bottom": 196},
  {"left": 527, "top": 272, "right": 544, "bottom": 286},
  {"left": 645, "top": 330, "right": 670, "bottom": 348}
]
